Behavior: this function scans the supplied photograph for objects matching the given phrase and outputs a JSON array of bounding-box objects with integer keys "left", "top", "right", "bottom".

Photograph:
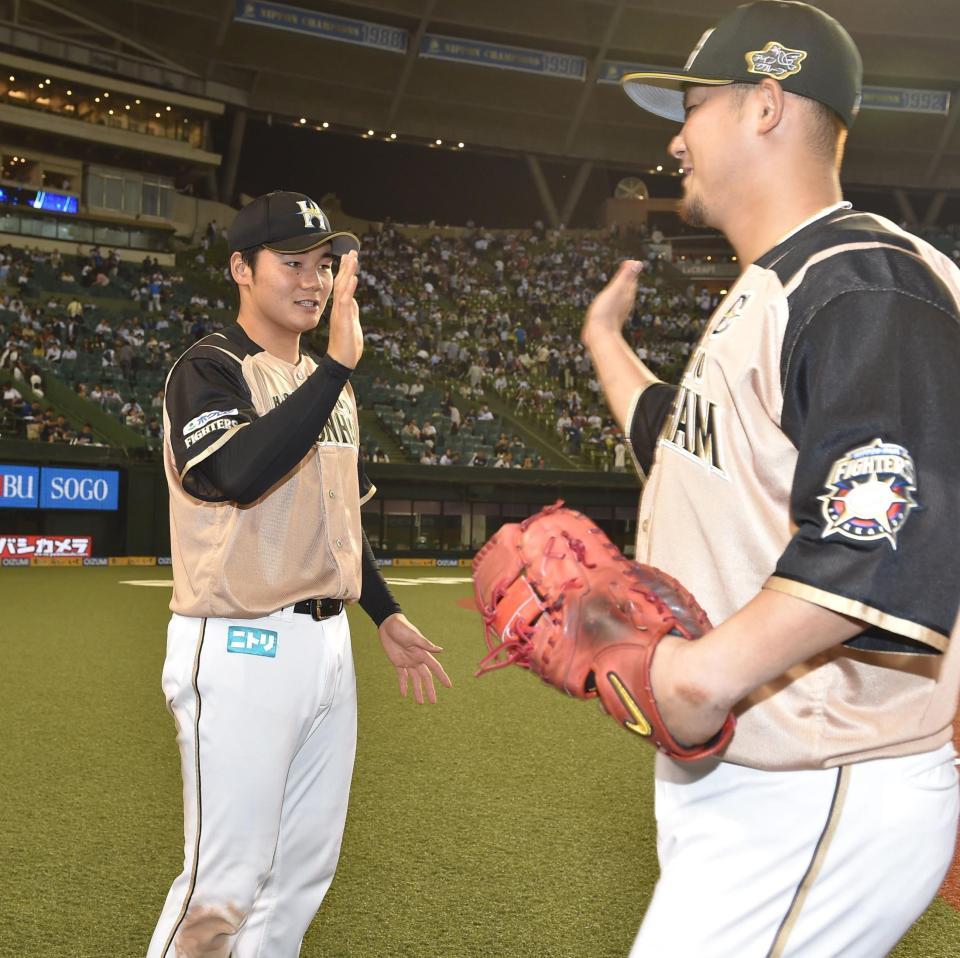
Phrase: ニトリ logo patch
[
  {"left": 745, "top": 41, "right": 807, "bottom": 80},
  {"left": 227, "top": 626, "right": 278, "bottom": 658},
  {"left": 818, "top": 439, "right": 919, "bottom": 549}
]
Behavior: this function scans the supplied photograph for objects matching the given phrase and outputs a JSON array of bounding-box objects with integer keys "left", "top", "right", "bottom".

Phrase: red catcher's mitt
[{"left": 473, "top": 502, "right": 734, "bottom": 761}]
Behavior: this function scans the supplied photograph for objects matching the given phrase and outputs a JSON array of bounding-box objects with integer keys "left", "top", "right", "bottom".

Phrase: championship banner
[
  {"left": 0, "top": 534, "right": 92, "bottom": 558},
  {"left": 420, "top": 33, "right": 586, "bottom": 81},
  {"left": 598, "top": 62, "right": 951, "bottom": 114},
  {"left": 234, "top": 0, "right": 408, "bottom": 54},
  {"left": 860, "top": 86, "right": 950, "bottom": 115}
]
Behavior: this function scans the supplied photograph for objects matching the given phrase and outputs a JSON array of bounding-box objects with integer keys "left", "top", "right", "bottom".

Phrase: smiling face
[
  {"left": 231, "top": 244, "right": 335, "bottom": 342},
  {"left": 668, "top": 84, "right": 749, "bottom": 230}
]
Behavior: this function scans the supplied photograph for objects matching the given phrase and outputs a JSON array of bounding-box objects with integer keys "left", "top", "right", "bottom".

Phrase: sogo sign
[{"left": 0, "top": 465, "right": 119, "bottom": 511}]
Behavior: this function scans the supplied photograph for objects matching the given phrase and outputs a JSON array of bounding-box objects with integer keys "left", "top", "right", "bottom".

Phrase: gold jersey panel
[
  {"left": 635, "top": 211, "right": 960, "bottom": 770},
  {"left": 163, "top": 341, "right": 364, "bottom": 619}
]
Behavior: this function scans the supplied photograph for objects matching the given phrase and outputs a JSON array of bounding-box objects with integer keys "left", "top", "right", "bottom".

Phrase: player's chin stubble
[{"left": 680, "top": 193, "right": 709, "bottom": 228}]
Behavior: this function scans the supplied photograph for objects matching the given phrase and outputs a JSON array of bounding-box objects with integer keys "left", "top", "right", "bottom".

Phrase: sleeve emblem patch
[{"left": 818, "top": 439, "right": 919, "bottom": 549}]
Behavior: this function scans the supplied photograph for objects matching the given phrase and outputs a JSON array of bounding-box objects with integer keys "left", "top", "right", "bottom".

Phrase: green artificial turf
[{"left": 0, "top": 567, "right": 956, "bottom": 957}]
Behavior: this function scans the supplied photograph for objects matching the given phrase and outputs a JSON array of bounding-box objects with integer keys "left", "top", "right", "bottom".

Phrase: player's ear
[
  {"left": 230, "top": 251, "right": 251, "bottom": 286},
  {"left": 756, "top": 78, "right": 785, "bottom": 134}
]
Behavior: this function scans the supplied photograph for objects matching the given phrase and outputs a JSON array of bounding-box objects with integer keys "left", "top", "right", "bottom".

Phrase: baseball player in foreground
[
  {"left": 148, "top": 191, "right": 451, "bottom": 958},
  {"left": 579, "top": 2, "right": 960, "bottom": 955}
]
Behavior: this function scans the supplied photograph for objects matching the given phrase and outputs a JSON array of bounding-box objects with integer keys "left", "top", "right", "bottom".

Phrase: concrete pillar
[{"left": 219, "top": 108, "right": 247, "bottom": 207}]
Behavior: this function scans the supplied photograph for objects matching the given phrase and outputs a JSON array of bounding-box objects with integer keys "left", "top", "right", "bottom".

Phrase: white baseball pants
[
  {"left": 147, "top": 607, "right": 357, "bottom": 958},
  {"left": 631, "top": 744, "right": 959, "bottom": 958}
]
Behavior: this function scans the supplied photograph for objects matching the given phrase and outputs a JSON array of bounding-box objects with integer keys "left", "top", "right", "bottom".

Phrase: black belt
[{"left": 292, "top": 598, "right": 344, "bottom": 621}]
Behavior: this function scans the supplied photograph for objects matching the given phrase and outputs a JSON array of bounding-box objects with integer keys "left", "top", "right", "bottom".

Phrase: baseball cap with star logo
[
  {"left": 227, "top": 190, "right": 360, "bottom": 255},
  {"left": 621, "top": 0, "right": 862, "bottom": 127}
]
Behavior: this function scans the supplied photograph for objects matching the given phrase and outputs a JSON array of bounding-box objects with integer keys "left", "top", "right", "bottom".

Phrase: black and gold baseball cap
[
  {"left": 621, "top": 0, "right": 862, "bottom": 127},
  {"left": 227, "top": 191, "right": 360, "bottom": 255}
]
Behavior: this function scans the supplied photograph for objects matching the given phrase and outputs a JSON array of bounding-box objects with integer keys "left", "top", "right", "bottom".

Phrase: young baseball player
[
  {"left": 148, "top": 191, "right": 451, "bottom": 958},
  {"left": 582, "top": 3, "right": 960, "bottom": 956}
]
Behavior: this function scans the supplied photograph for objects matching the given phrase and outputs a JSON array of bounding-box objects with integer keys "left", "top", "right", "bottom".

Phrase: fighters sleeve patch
[
  {"left": 164, "top": 354, "right": 257, "bottom": 496},
  {"left": 776, "top": 287, "right": 960, "bottom": 650}
]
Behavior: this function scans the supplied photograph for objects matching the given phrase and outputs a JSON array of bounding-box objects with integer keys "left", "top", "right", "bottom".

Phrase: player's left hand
[{"left": 377, "top": 613, "right": 452, "bottom": 704}]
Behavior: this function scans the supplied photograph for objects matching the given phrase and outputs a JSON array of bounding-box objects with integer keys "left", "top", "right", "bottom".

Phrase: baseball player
[
  {"left": 581, "top": 3, "right": 960, "bottom": 956},
  {"left": 148, "top": 191, "right": 451, "bottom": 958}
]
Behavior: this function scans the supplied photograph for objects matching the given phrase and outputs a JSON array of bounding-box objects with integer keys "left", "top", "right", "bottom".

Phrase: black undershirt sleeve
[
  {"left": 627, "top": 382, "right": 677, "bottom": 474},
  {"left": 359, "top": 528, "right": 402, "bottom": 626},
  {"left": 195, "top": 355, "right": 353, "bottom": 504}
]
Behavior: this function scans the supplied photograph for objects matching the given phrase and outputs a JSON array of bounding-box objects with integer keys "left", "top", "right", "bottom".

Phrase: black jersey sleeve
[
  {"left": 357, "top": 454, "right": 376, "bottom": 506},
  {"left": 770, "top": 287, "right": 960, "bottom": 652},
  {"left": 165, "top": 352, "right": 257, "bottom": 499},
  {"left": 166, "top": 351, "right": 353, "bottom": 503},
  {"left": 627, "top": 382, "right": 678, "bottom": 475}
]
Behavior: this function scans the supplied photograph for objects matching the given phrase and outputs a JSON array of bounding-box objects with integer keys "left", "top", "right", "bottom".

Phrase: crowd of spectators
[
  {"left": 354, "top": 220, "right": 713, "bottom": 469},
  {"left": 0, "top": 218, "right": 719, "bottom": 468},
  {"left": 0, "top": 241, "right": 228, "bottom": 448}
]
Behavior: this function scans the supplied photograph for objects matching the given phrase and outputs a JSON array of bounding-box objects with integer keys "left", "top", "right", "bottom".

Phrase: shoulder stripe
[
  {"left": 765, "top": 577, "right": 949, "bottom": 652},
  {"left": 179, "top": 422, "right": 249, "bottom": 481}
]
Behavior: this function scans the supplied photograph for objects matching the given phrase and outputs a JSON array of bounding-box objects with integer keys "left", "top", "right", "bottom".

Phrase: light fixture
[
  {"left": 389, "top": 132, "right": 397, "bottom": 139},
  {"left": 37, "top": 83, "right": 44, "bottom": 89},
  {"left": 94, "top": 96, "right": 101, "bottom": 103},
  {"left": 656, "top": 164, "right": 663, "bottom": 171},
  {"left": 322, "top": 121, "right": 329, "bottom": 128},
  {"left": 299, "top": 117, "right": 307, "bottom": 124},
  {"left": 165, "top": 105, "right": 171, "bottom": 111},
  {"left": 8, "top": 75, "right": 14, "bottom": 82},
  {"left": 108, "top": 109, "right": 114, "bottom": 115},
  {"left": 45, "top": 78, "right": 51, "bottom": 84},
  {"left": 135, "top": 98, "right": 141, "bottom": 104},
  {"left": 457, "top": 141, "right": 464, "bottom": 148},
  {"left": 125, "top": 104, "right": 131, "bottom": 110},
  {"left": 435, "top": 138, "right": 442, "bottom": 145},
  {"left": 367, "top": 129, "right": 374, "bottom": 135},
  {"left": 154, "top": 111, "right": 161, "bottom": 118},
  {"left": 66, "top": 89, "right": 72, "bottom": 95},
  {"left": 183, "top": 117, "right": 188, "bottom": 123},
  {"left": 103, "top": 91, "right": 109, "bottom": 98}
]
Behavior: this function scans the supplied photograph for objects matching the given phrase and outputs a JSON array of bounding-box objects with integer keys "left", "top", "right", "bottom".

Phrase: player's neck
[
  {"left": 237, "top": 314, "right": 301, "bottom": 365},
  {"left": 723, "top": 173, "right": 843, "bottom": 267}
]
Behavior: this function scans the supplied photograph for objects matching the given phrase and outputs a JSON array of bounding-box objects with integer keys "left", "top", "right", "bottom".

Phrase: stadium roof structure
[{"left": 2, "top": 0, "right": 960, "bottom": 219}]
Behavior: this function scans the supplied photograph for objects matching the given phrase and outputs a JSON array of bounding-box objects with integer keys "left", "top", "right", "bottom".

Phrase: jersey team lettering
[
  {"left": 184, "top": 417, "right": 239, "bottom": 448},
  {"left": 183, "top": 408, "right": 239, "bottom": 436},
  {"left": 818, "top": 438, "right": 919, "bottom": 549}
]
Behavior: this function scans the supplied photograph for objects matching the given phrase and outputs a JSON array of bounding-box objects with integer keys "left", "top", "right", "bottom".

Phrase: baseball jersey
[
  {"left": 162, "top": 323, "right": 374, "bottom": 619},
  {"left": 627, "top": 205, "right": 960, "bottom": 770}
]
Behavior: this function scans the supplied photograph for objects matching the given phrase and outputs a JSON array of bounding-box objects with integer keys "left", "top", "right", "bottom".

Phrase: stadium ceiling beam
[
  {"left": 525, "top": 155, "right": 561, "bottom": 230},
  {"left": 385, "top": 0, "right": 437, "bottom": 129},
  {"left": 562, "top": 0, "right": 625, "bottom": 155},
  {"left": 892, "top": 189, "right": 917, "bottom": 227},
  {"left": 21, "top": 0, "right": 198, "bottom": 74}
]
